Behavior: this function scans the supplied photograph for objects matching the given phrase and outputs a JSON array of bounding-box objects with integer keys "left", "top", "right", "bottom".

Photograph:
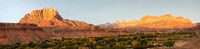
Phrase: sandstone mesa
[
  {"left": 19, "top": 8, "right": 92, "bottom": 27},
  {"left": 115, "top": 14, "right": 195, "bottom": 28}
]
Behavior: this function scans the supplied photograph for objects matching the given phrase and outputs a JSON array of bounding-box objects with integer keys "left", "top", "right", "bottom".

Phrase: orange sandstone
[
  {"left": 115, "top": 14, "right": 195, "bottom": 28},
  {"left": 19, "top": 8, "right": 92, "bottom": 27}
]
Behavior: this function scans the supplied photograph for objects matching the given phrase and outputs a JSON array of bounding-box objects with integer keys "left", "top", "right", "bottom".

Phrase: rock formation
[
  {"left": 115, "top": 14, "right": 195, "bottom": 28},
  {"left": 19, "top": 8, "right": 92, "bottom": 27},
  {"left": 170, "top": 32, "right": 200, "bottom": 49},
  {"left": 0, "top": 23, "right": 61, "bottom": 44}
]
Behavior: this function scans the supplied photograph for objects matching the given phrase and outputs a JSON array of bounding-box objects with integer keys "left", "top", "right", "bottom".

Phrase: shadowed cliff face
[
  {"left": 115, "top": 14, "right": 196, "bottom": 28},
  {"left": 19, "top": 8, "right": 92, "bottom": 27},
  {"left": 0, "top": 23, "right": 61, "bottom": 45}
]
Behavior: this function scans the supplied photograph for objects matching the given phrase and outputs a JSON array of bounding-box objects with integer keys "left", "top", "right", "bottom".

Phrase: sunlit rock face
[
  {"left": 19, "top": 8, "right": 92, "bottom": 27},
  {"left": 115, "top": 14, "right": 195, "bottom": 28}
]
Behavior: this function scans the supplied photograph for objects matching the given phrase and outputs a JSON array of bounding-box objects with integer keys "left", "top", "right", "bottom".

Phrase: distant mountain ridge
[
  {"left": 113, "top": 14, "right": 195, "bottom": 28},
  {"left": 19, "top": 8, "right": 92, "bottom": 28}
]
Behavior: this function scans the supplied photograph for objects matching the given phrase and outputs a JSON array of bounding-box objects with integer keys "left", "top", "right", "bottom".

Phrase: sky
[{"left": 0, "top": 0, "right": 199, "bottom": 25}]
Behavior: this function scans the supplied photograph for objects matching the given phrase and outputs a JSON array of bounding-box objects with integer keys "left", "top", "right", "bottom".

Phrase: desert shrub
[
  {"left": 164, "top": 41, "right": 175, "bottom": 47},
  {"left": 140, "top": 40, "right": 148, "bottom": 46},
  {"left": 112, "top": 42, "right": 125, "bottom": 49},
  {"left": 127, "top": 40, "right": 132, "bottom": 45},
  {"left": 77, "top": 40, "right": 83, "bottom": 45},
  {"left": 28, "top": 41, "right": 35, "bottom": 48},
  {"left": 96, "top": 45, "right": 111, "bottom": 49},
  {"left": 72, "top": 44, "right": 79, "bottom": 49},
  {"left": 131, "top": 40, "right": 140, "bottom": 47},
  {"left": 38, "top": 42, "right": 49, "bottom": 48}
]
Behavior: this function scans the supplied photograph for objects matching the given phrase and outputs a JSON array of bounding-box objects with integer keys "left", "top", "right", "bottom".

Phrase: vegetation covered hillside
[{"left": 0, "top": 32, "right": 196, "bottom": 49}]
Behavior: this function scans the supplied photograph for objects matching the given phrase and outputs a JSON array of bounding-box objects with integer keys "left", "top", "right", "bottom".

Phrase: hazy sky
[{"left": 0, "top": 0, "right": 199, "bottom": 25}]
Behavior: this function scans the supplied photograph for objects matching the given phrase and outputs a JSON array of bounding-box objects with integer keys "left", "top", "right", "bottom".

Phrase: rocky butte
[
  {"left": 19, "top": 8, "right": 92, "bottom": 28},
  {"left": 115, "top": 14, "right": 196, "bottom": 28}
]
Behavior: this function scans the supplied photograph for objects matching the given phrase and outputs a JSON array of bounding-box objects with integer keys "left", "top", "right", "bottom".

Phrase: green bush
[
  {"left": 131, "top": 40, "right": 140, "bottom": 47},
  {"left": 164, "top": 41, "right": 175, "bottom": 47},
  {"left": 96, "top": 45, "right": 111, "bottom": 49}
]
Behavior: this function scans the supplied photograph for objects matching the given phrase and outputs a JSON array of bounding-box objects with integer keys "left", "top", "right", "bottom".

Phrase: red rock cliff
[{"left": 19, "top": 8, "right": 92, "bottom": 27}]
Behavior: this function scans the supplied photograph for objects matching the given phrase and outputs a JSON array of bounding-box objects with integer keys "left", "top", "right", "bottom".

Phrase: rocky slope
[
  {"left": 0, "top": 23, "right": 61, "bottom": 45},
  {"left": 19, "top": 8, "right": 92, "bottom": 28},
  {"left": 115, "top": 14, "right": 195, "bottom": 28}
]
